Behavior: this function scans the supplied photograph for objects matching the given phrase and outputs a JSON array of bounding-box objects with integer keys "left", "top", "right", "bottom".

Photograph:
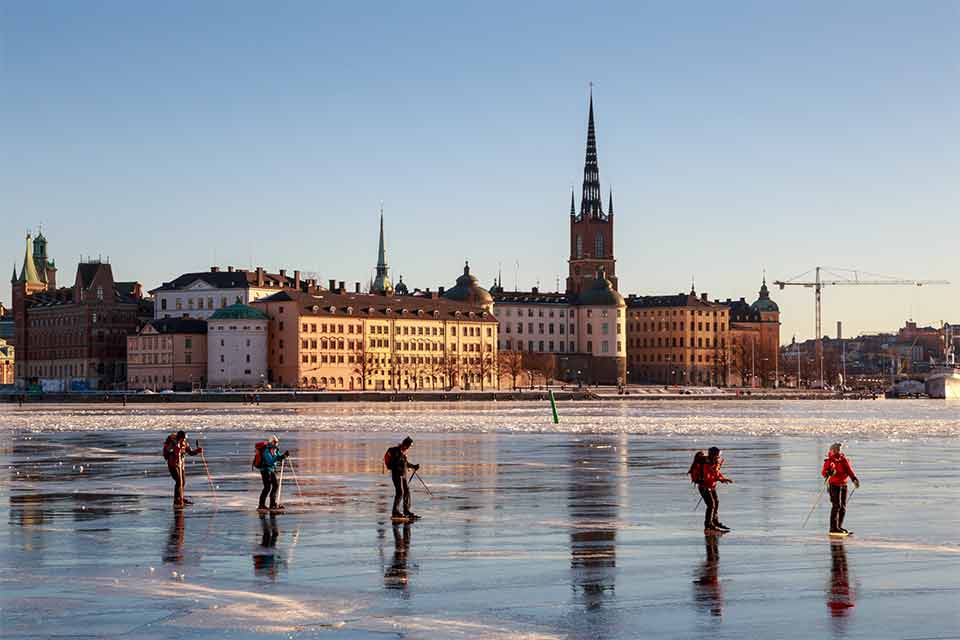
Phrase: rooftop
[{"left": 256, "top": 289, "right": 497, "bottom": 323}]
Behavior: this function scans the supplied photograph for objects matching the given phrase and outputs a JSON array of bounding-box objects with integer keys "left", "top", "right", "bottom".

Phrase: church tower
[
  {"left": 566, "top": 91, "right": 617, "bottom": 295},
  {"left": 371, "top": 207, "right": 394, "bottom": 295}
]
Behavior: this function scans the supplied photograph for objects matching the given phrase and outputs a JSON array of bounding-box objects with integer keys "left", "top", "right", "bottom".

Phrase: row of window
[
  {"left": 635, "top": 352, "right": 718, "bottom": 363},
  {"left": 631, "top": 336, "right": 727, "bottom": 349},
  {"left": 629, "top": 321, "right": 726, "bottom": 333},
  {"left": 161, "top": 295, "right": 242, "bottom": 311},
  {"left": 501, "top": 339, "right": 622, "bottom": 354},
  {"left": 631, "top": 309, "right": 726, "bottom": 318}
]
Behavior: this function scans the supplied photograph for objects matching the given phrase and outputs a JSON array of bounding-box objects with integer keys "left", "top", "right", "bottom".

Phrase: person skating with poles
[
  {"left": 162, "top": 430, "right": 203, "bottom": 509},
  {"left": 689, "top": 447, "right": 733, "bottom": 533},
  {"left": 256, "top": 435, "right": 289, "bottom": 513},
  {"left": 384, "top": 436, "right": 420, "bottom": 521},
  {"left": 822, "top": 442, "right": 860, "bottom": 536}
]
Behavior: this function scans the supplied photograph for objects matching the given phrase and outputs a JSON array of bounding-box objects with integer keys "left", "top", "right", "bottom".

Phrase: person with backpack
[
  {"left": 689, "top": 447, "right": 733, "bottom": 532},
  {"left": 254, "top": 435, "right": 289, "bottom": 512},
  {"left": 384, "top": 436, "right": 420, "bottom": 520},
  {"left": 163, "top": 430, "right": 203, "bottom": 508},
  {"left": 822, "top": 442, "right": 860, "bottom": 535}
]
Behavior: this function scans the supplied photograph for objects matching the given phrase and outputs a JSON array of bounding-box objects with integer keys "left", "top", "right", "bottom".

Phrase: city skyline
[{"left": 2, "top": 2, "right": 957, "bottom": 342}]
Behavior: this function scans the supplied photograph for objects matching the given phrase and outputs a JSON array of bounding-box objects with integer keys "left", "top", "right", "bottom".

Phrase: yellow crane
[{"left": 774, "top": 267, "right": 949, "bottom": 388}]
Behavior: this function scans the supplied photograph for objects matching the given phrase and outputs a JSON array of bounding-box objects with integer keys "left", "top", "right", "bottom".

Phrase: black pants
[
  {"left": 392, "top": 470, "right": 410, "bottom": 516},
  {"left": 169, "top": 465, "right": 185, "bottom": 504},
  {"left": 699, "top": 485, "right": 719, "bottom": 528},
  {"left": 260, "top": 470, "right": 279, "bottom": 508},
  {"left": 829, "top": 484, "right": 848, "bottom": 531}
]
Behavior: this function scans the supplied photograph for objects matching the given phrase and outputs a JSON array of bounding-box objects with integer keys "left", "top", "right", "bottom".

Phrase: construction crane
[{"left": 774, "top": 267, "right": 950, "bottom": 388}]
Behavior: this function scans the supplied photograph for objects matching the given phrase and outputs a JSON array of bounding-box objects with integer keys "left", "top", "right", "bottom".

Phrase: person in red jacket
[
  {"left": 163, "top": 430, "right": 203, "bottom": 508},
  {"left": 691, "top": 447, "right": 734, "bottom": 532},
  {"left": 821, "top": 443, "right": 860, "bottom": 534}
]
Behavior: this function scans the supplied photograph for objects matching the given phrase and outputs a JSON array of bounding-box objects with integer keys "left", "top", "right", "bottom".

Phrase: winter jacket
[
  {"left": 698, "top": 458, "right": 728, "bottom": 490},
  {"left": 386, "top": 445, "right": 416, "bottom": 474},
  {"left": 822, "top": 453, "right": 856, "bottom": 486},
  {"left": 261, "top": 445, "right": 287, "bottom": 473},
  {"left": 166, "top": 438, "right": 200, "bottom": 470}
]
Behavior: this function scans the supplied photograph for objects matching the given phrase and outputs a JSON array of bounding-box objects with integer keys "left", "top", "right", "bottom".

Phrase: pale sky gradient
[{"left": 2, "top": 2, "right": 957, "bottom": 343}]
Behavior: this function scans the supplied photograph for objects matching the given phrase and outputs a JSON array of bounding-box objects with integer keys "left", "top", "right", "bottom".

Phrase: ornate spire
[
  {"left": 11, "top": 263, "right": 18, "bottom": 284},
  {"left": 17, "top": 234, "right": 42, "bottom": 286},
  {"left": 608, "top": 187, "right": 614, "bottom": 216},
  {"left": 371, "top": 205, "right": 393, "bottom": 295},
  {"left": 569, "top": 187, "right": 576, "bottom": 216},
  {"left": 579, "top": 88, "right": 604, "bottom": 219},
  {"left": 759, "top": 269, "right": 770, "bottom": 300}
]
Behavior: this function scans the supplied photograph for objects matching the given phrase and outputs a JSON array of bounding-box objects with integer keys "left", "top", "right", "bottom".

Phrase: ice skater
[
  {"left": 257, "top": 435, "right": 289, "bottom": 513},
  {"left": 689, "top": 447, "right": 733, "bottom": 532},
  {"left": 163, "top": 430, "right": 203, "bottom": 508},
  {"left": 822, "top": 442, "right": 860, "bottom": 535},
  {"left": 384, "top": 436, "right": 420, "bottom": 520}
]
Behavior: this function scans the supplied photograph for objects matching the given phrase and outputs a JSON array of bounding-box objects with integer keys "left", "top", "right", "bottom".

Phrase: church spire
[
  {"left": 608, "top": 187, "right": 614, "bottom": 216},
  {"left": 569, "top": 187, "right": 576, "bottom": 216},
  {"left": 18, "top": 233, "right": 42, "bottom": 286},
  {"left": 579, "top": 87, "right": 604, "bottom": 219},
  {"left": 371, "top": 205, "right": 394, "bottom": 295}
]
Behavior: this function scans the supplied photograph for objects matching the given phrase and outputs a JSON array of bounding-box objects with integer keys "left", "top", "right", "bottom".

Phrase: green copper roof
[
  {"left": 209, "top": 303, "right": 269, "bottom": 321},
  {"left": 576, "top": 268, "right": 624, "bottom": 307},
  {"left": 17, "top": 234, "right": 42, "bottom": 286}
]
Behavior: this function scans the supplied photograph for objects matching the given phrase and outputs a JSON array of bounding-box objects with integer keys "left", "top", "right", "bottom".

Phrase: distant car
[
  {"left": 160, "top": 389, "right": 174, "bottom": 394},
  {"left": 142, "top": 389, "right": 155, "bottom": 394}
]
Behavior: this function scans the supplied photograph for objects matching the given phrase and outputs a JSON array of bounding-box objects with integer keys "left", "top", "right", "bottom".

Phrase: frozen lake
[{"left": 2, "top": 401, "right": 959, "bottom": 639}]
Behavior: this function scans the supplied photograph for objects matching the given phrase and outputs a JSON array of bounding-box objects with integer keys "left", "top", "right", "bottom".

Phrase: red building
[{"left": 11, "top": 234, "right": 151, "bottom": 390}]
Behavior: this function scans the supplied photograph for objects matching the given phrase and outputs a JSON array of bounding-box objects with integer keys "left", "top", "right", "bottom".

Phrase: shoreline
[{"left": 1, "top": 388, "right": 879, "bottom": 404}]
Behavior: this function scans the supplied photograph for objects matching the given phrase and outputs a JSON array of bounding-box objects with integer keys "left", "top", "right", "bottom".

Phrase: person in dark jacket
[
  {"left": 822, "top": 442, "right": 860, "bottom": 534},
  {"left": 258, "top": 435, "right": 289, "bottom": 512},
  {"left": 164, "top": 430, "right": 202, "bottom": 508},
  {"left": 385, "top": 436, "right": 419, "bottom": 519},
  {"left": 694, "top": 447, "right": 733, "bottom": 532}
]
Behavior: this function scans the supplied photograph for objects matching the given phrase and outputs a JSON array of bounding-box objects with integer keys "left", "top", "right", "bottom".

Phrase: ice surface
[{"left": 1, "top": 400, "right": 958, "bottom": 639}]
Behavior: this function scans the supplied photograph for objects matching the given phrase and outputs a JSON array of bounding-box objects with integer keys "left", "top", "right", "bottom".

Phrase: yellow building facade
[{"left": 254, "top": 289, "right": 498, "bottom": 391}]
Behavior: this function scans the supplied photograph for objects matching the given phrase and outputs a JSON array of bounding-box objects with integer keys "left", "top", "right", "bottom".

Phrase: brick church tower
[{"left": 566, "top": 91, "right": 617, "bottom": 295}]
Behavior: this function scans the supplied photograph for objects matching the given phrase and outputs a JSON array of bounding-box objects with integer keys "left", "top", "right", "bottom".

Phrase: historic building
[
  {"left": 725, "top": 277, "right": 781, "bottom": 387},
  {"left": 126, "top": 318, "right": 208, "bottom": 391},
  {"left": 491, "top": 93, "right": 626, "bottom": 385},
  {"left": 150, "top": 266, "right": 323, "bottom": 320},
  {"left": 625, "top": 288, "right": 732, "bottom": 386},
  {"left": 11, "top": 230, "right": 150, "bottom": 390},
  {"left": 0, "top": 338, "right": 13, "bottom": 385},
  {"left": 255, "top": 272, "right": 498, "bottom": 391},
  {"left": 206, "top": 304, "right": 269, "bottom": 387}
]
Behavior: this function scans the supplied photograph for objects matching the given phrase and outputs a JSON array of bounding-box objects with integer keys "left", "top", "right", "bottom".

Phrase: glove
[
  {"left": 412, "top": 464, "right": 420, "bottom": 471},
  {"left": 283, "top": 450, "right": 290, "bottom": 459},
  {"left": 196, "top": 447, "right": 203, "bottom": 454},
  {"left": 721, "top": 478, "right": 733, "bottom": 484},
  {"left": 853, "top": 478, "right": 860, "bottom": 489},
  {"left": 826, "top": 468, "right": 835, "bottom": 476}
]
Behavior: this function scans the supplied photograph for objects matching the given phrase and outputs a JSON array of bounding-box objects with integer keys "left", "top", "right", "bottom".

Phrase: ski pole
[
  {"left": 846, "top": 485, "right": 857, "bottom": 506},
  {"left": 410, "top": 469, "right": 433, "bottom": 497},
  {"left": 277, "top": 458, "right": 285, "bottom": 506},
  {"left": 802, "top": 478, "right": 830, "bottom": 528},
  {"left": 197, "top": 439, "right": 217, "bottom": 502},
  {"left": 287, "top": 457, "right": 304, "bottom": 497}
]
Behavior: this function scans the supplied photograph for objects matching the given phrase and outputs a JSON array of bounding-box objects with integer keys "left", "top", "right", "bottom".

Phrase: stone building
[
  {"left": 126, "top": 318, "right": 208, "bottom": 391},
  {"left": 255, "top": 278, "right": 498, "bottom": 391},
  {"left": 150, "top": 266, "right": 322, "bottom": 320},
  {"left": 0, "top": 338, "right": 13, "bottom": 385},
  {"left": 625, "top": 289, "right": 732, "bottom": 386},
  {"left": 725, "top": 277, "right": 781, "bottom": 387},
  {"left": 491, "top": 93, "right": 626, "bottom": 385},
  {"left": 206, "top": 304, "right": 269, "bottom": 388}
]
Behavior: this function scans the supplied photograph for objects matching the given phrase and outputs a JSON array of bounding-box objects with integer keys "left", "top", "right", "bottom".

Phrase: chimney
[
  {"left": 701, "top": 293, "right": 708, "bottom": 302},
  {"left": 438, "top": 286, "right": 445, "bottom": 295},
  {"left": 532, "top": 286, "right": 539, "bottom": 294},
  {"left": 210, "top": 266, "right": 219, "bottom": 273},
  {"left": 279, "top": 269, "right": 286, "bottom": 281},
  {"left": 328, "top": 279, "right": 336, "bottom": 291},
  {"left": 338, "top": 281, "right": 345, "bottom": 293},
  {"left": 837, "top": 321, "right": 843, "bottom": 340},
  {"left": 294, "top": 270, "right": 301, "bottom": 289},
  {"left": 431, "top": 291, "right": 439, "bottom": 299},
  {"left": 354, "top": 282, "right": 361, "bottom": 293},
  {"left": 227, "top": 266, "right": 234, "bottom": 272},
  {"left": 256, "top": 267, "right": 265, "bottom": 287}
]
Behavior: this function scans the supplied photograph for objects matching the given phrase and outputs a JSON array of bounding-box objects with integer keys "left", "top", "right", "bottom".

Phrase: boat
[{"left": 926, "top": 366, "right": 960, "bottom": 399}]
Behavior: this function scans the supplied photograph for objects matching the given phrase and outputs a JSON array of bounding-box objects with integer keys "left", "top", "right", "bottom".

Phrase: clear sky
[{"left": 2, "top": 1, "right": 957, "bottom": 343}]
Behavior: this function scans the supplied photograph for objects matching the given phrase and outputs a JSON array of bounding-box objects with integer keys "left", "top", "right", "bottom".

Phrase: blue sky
[{"left": 2, "top": 1, "right": 957, "bottom": 342}]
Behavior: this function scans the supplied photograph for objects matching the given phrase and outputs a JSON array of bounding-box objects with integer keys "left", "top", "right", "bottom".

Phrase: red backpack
[
  {"left": 162, "top": 433, "right": 178, "bottom": 461},
  {"left": 252, "top": 441, "right": 268, "bottom": 470},
  {"left": 688, "top": 451, "right": 707, "bottom": 484}
]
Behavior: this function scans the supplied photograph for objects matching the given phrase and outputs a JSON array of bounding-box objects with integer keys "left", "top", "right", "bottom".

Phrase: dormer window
[{"left": 329, "top": 306, "right": 336, "bottom": 314}]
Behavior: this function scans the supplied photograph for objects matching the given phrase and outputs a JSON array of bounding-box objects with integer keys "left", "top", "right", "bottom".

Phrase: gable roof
[{"left": 149, "top": 269, "right": 297, "bottom": 294}]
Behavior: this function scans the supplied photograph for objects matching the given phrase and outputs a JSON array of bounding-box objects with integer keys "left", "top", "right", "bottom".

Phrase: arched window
[
  {"left": 595, "top": 232, "right": 604, "bottom": 258},
  {"left": 575, "top": 234, "right": 583, "bottom": 258}
]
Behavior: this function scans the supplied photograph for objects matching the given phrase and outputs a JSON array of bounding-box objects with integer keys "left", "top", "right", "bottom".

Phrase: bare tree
[
  {"left": 498, "top": 350, "right": 524, "bottom": 390},
  {"left": 351, "top": 341, "right": 374, "bottom": 391}
]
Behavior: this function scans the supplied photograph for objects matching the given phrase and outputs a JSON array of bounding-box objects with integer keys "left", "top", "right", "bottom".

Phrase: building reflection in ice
[{"left": 567, "top": 436, "right": 624, "bottom": 612}]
